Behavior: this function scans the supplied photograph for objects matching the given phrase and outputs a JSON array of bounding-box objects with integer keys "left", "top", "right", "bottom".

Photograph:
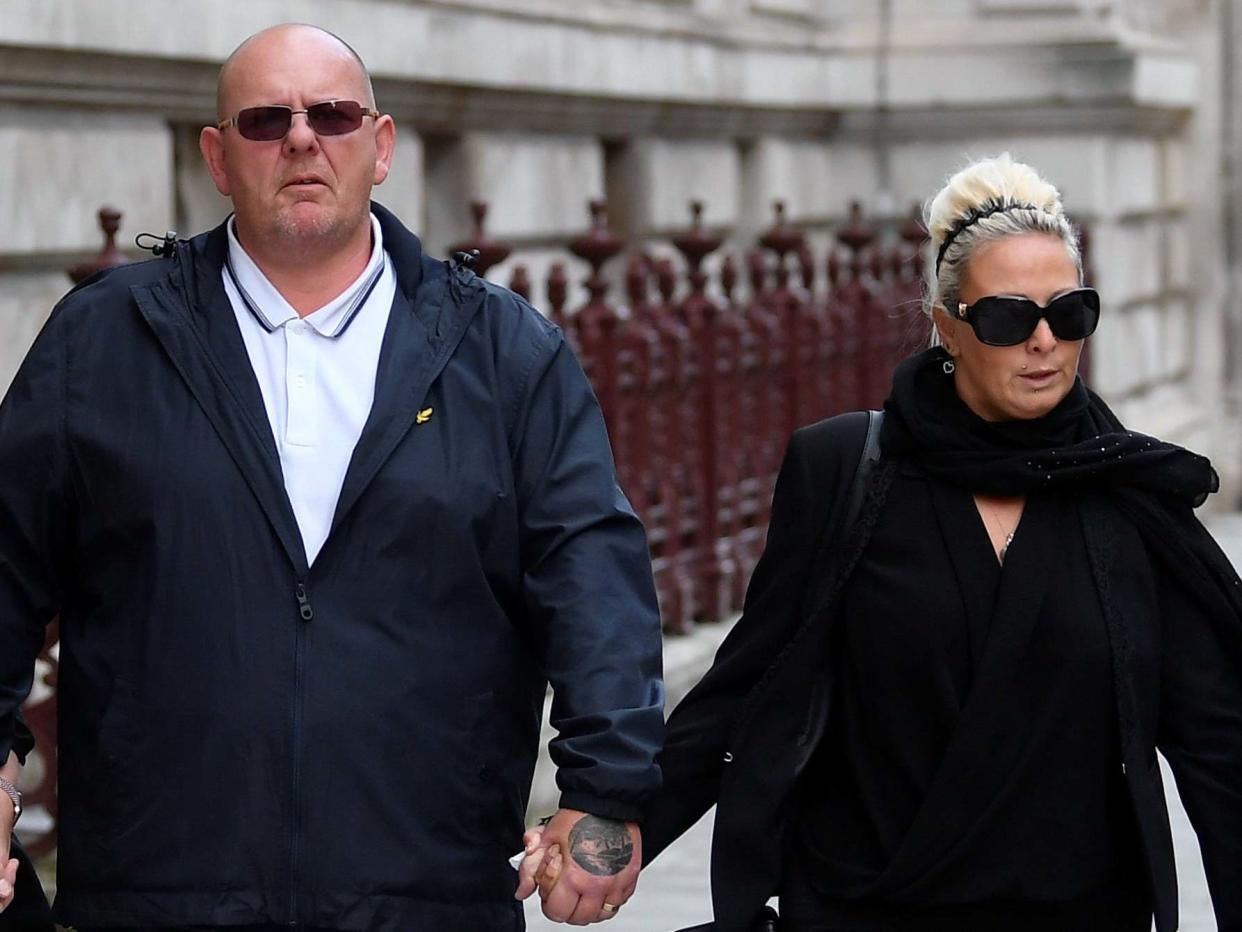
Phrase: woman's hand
[
  {"left": 0, "top": 752, "right": 20, "bottom": 913},
  {"left": 514, "top": 823, "right": 557, "bottom": 900}
]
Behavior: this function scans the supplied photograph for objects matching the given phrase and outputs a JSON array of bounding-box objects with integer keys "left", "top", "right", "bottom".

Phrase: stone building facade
[{"left": 2, "top": 0, "right": 1239, "bottom": 497}]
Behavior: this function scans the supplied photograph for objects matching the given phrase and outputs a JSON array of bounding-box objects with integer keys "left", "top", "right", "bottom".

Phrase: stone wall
[{"left": 1, "top": 0, "right": 1238, "bottom": 497}]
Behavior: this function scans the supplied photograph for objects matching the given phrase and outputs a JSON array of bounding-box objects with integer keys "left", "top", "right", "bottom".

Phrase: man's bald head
[
  {"left": 216, "top": 23, "right": 376, "bottom": 119},
  {"left": 201, "top": 21, "right": 395, "bottom": 272}
]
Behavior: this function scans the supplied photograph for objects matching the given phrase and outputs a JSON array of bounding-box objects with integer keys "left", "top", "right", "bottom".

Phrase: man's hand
[
  {"left": 516, "top": 808, "right": 640, "bottom": 924},
  {"left": 0, "top": 753, "right": 19, "bottom": 913}
]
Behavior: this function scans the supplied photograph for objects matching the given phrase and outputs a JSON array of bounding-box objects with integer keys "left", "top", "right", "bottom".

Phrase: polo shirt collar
[{"left": 224, "top": 214, "right": 386, "bottom": 338}]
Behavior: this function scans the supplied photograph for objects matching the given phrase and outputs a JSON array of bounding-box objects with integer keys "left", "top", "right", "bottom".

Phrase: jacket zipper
[
  {"left": 165, "top": 238, "right": 314, "bottom": 923},
  {"left": 295, "top": 583, "right": 314, "bottom": 621},
  {"left": 290, "top": 581, "right": 313, "bottom": 922}
]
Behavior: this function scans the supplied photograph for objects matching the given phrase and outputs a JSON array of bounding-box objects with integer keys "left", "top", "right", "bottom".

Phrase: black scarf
[
  {"left": 880, "top": 346, "right": 1242, "bottom": 663},
  {"left": 880, "top": 347, "right": 1218, "bottom": 506}
]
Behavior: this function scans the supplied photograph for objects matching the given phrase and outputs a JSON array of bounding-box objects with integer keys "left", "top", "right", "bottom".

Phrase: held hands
[
  {"left": 514, "top": 807, "right": 640, "bottom": 924},
  {"left": 0, "top": 760, "right": 17, "bottom": 913},
  {"left": 0, "top": 810, "right": 14, "bottom": 914}
]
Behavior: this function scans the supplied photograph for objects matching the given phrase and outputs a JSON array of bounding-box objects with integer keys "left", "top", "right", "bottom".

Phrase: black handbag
[
  {"left": 674, "top": 903, "right": 780, "bottom": 932},
  {"left": 671, "top": 413, "right": 885, "bottom": 932}
]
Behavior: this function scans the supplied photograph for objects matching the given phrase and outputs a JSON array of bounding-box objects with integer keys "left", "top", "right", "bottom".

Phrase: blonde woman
[{"left": 521, "top": 154, "right": 1242, "bottom": 931}]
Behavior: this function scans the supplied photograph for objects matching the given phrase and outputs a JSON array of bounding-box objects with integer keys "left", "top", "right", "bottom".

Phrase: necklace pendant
[{"left": 999, "top": 530, "right": 1015, "bottom": 564}]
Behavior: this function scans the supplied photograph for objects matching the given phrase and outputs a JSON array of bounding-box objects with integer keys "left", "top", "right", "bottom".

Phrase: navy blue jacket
[{"left": 0, "top": 204, "right": 664, "bottom": 931}]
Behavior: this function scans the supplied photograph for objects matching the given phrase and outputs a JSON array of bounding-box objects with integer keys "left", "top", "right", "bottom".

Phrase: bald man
[{"left": 0, "top": 24, "right": 663, "bottom": 932}]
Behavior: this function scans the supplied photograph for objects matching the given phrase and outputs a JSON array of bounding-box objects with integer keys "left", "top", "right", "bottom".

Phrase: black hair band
[{"left": 934, "top": 200, "right": 1040, "bottom": 275}]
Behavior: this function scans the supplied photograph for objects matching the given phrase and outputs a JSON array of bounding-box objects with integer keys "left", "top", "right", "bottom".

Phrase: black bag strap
[
  {"left": 732, "top": 407, "right": 888, "bottom": 737},
  {"left": 843, "top": 409, "right": 883, "bottom": 539},
  {"left": 674, "top": 412, "right": 886, "bottom": 932},
  {"left": 800, "top": 408, "right": 884, "bottom": 604}
]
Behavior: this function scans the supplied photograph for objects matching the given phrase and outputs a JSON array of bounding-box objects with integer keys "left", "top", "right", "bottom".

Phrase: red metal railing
[{"left": 486, "top": 198, "right": 931, "bottom": 633}]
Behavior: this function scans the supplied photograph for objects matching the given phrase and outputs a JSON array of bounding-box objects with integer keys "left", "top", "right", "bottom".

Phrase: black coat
[
  {"left": 644, "top": 412, "right": 1242, "bottom": 932},
  {"left": 0, "top": 204, "right": 664, "bottom": 931}
]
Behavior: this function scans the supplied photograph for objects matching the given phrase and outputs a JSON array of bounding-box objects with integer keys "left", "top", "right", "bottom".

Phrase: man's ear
[
  {"left": 371, "top": 114, "right": 396, "bottom": 186},
  {"left": 199, "top": 127, "right": 232, "bottom": 196}
]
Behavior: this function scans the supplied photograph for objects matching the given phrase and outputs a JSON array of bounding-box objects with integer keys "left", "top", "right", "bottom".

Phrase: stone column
[{"left": 0, "top": 108, "right": 173, "bottom": 392}]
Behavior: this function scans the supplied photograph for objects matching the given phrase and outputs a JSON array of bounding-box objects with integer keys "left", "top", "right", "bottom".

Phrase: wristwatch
[{"left": 0, "top": 776, "right": 21, "bottom": 826}]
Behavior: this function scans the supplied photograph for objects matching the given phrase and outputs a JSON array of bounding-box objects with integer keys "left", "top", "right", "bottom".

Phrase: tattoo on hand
[{"left": 568, "top": 815, "right": 634, "bottom": 876}]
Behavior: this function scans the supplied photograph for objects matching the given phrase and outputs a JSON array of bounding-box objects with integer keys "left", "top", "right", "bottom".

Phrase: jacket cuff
[
  {"left": 12, "top": 715, "right": 36, "bottom": 765},
  {"left": 557, "top": 791, "right": 646, "bottom": 823}
]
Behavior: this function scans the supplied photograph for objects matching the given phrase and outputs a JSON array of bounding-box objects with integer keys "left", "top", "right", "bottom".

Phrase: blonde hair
[{"left": 924, "top": 153, "right": 1081, "bottom": 343}]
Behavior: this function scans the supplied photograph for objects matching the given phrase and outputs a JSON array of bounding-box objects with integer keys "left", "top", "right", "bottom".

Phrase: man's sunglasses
[
  {"left": 955, "top": 287, "right": 1101, "bottom": 347},
  {"left": 217, "top": 100, "right": 380, "bottom": 141}
]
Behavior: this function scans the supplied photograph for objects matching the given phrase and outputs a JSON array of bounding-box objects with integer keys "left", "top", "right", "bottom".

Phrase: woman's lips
[{"left": 1020, "top": 369, "right": 1059, "bottom": 388}]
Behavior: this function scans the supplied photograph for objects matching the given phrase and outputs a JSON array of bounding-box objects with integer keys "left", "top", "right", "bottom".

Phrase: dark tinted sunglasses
[
  {"left": 955, "top": 287, "right": 1101, "bottom": 347},
  {"left": 217, "top": 100, "right": 379, "bottom": 141}
]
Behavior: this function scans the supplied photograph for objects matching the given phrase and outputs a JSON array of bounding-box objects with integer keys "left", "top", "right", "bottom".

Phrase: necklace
[
  {"left": 981, "top": 502, "right": 1021, "bottom": 564},
  {"left": 997, "top": 528, "right": 1016, "bottom": 563}
]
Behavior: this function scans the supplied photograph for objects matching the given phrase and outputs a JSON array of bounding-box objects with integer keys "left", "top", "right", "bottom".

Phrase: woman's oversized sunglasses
[
  {"left": 217, "top": 100, "right": 380, "bottom": 141},
  {"left": 955, "top": 287, "right": 1101, "bottom": 347}
]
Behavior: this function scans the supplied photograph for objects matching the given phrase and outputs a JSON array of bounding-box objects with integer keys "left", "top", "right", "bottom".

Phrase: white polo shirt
[{"left": 222, "top": 215, "right": 396, "bottom": 565}]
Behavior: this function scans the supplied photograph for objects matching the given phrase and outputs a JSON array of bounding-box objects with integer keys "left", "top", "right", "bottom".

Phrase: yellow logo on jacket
[{"left": 416, "top": 407, "right": 433, "bottom": 424}]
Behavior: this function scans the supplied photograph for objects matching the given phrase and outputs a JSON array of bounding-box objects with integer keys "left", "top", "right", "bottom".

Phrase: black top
[{"left": 794, "top": 464, "right": 1147, "bottom": 919}]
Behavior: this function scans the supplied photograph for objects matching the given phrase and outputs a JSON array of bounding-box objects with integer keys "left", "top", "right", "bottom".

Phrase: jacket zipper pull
[{"left": 294, "top": 582, "right": 314, "bottom": 622}]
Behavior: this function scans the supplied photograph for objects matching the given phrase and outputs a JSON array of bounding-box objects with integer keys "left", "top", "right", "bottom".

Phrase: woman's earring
[{"left": 942, "top": 358, "right": 956, "bottom": 375}]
